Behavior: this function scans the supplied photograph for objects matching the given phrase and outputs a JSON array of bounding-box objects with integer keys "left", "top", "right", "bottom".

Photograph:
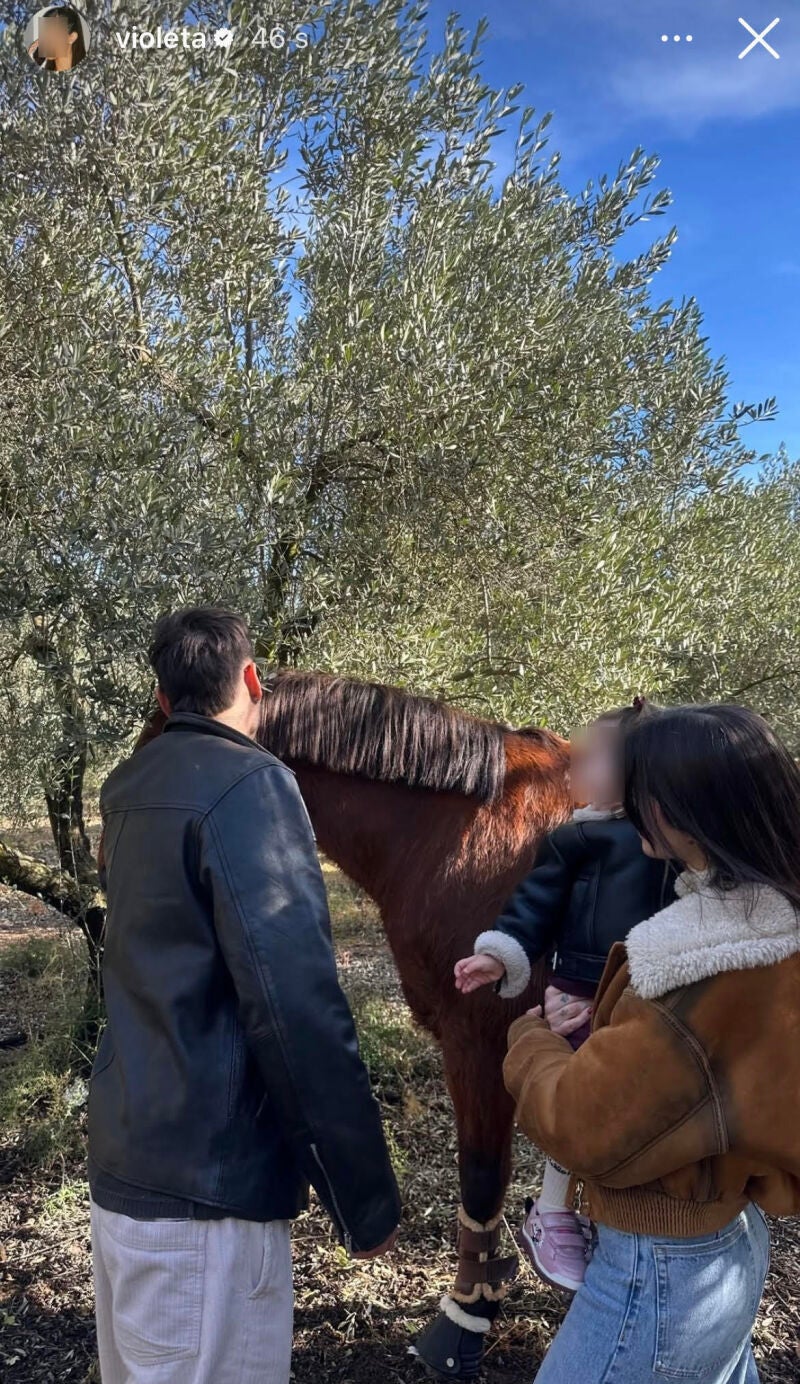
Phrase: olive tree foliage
[{"left": 0, "top": 0, "right": 798, "bottom": 914}]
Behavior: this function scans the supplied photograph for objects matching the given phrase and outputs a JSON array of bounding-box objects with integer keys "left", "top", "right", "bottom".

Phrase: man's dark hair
[{"left": 148, "top": 607, "right": 255, "bottom": 717}]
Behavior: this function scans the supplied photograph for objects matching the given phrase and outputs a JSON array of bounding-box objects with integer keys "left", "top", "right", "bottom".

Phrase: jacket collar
[
  {"left": 626, "top": 872, "right": 800, "bottom": 999},
  {"left": 673, "top": 867, "right": 713, "bottom": 898},
  {"left": 163, "top": 712, "right": 266, "bottom": 754},
  {"left": 571, "top": 805, "right": 626, "bottom": 823}
]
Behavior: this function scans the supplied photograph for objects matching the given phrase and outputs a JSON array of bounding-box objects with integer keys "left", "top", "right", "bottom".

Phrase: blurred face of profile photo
[{"left": 32, "top": 7, "right": 85, "bottom": 71}]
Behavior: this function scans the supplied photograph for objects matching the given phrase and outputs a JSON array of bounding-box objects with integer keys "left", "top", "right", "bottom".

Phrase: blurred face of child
[{"left": 570, "top": 719, "right": 622, "bottom": 809}]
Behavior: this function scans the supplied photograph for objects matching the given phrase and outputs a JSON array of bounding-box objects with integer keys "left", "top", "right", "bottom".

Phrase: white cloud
[{"left": 612, "top": 43, "right": 800, "bottom": 133}]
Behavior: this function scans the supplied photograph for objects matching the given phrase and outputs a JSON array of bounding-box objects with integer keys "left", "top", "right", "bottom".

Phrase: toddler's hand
[
  {"left": 454, "top": 953, "right": 505, "bottom": 993},
  {"left": 543, "top": 984, "right": 592, "bottom": 1037}
]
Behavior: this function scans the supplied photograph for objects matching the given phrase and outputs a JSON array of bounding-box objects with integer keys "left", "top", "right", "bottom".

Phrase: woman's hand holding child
[
  {"left": 543, "top": 984, "right": 593, "bottom": 1037},
  {"left": 525, "top": 989, "right": 592, "bottom": 1036}
]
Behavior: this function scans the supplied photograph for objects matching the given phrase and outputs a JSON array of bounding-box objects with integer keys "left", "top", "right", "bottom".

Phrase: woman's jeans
[{"left": 535, "top": 1204, "right": 770, "bottom": 1383}]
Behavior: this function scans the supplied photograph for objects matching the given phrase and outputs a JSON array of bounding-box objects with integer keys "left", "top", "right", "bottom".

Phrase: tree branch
[
  {"left": 0, "top": 836, "right": 105, "bottom": 940},
  {"left": 727, "top": 669, "right": 800, "bottom": 700}
]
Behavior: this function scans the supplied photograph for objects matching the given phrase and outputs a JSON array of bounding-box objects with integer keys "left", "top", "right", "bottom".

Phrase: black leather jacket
[
  {"left": 476, "top": 811, "right": 674, "bottom": 993},
  {"left": 88, "top": 713, "right": 400, "bottom": 1252}
]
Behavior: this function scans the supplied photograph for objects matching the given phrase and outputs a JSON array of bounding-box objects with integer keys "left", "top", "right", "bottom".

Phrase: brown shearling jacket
[{"left": 504, "top": 870, "right": 800, "bottom": 1237}]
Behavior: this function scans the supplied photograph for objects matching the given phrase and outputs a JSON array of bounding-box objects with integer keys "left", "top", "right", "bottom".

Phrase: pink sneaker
[{"left": 519, "top": 1197, "right": 590, "bottom": 1292}]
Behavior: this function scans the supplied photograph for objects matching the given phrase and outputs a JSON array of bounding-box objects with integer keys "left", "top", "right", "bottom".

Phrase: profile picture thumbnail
[{"left": 23, "top": 5, "right": 90, "bottom": 73}]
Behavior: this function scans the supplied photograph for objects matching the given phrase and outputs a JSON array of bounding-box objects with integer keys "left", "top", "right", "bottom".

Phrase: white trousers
[{"left": 91, "top": 1200, "right": 293, "bottom": 1384}]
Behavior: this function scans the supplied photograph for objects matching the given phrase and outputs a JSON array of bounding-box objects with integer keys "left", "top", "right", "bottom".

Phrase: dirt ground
[{"left": 0, "top": 843, "right": 799, "bottom": 1383}]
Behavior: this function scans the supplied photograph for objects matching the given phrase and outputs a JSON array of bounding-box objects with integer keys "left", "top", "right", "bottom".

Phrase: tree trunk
[
  {"left": 43, "top": 729, "right": 96, "bottom": 887},
  {"left": 14, "top": 628, "right": 105, "bottom": 1055},
  {"left": 24, "top": 624, "right": 98, "bottom": 892}
]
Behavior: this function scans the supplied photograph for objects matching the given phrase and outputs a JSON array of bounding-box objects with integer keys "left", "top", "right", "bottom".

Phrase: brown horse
[{"left": 125, "top": 670, "right": 571, "bottom": 1378}]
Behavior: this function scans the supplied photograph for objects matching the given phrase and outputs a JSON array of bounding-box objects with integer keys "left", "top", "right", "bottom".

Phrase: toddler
[{"left": 454, "top": 699, "right": 674, "bottom": 1291}]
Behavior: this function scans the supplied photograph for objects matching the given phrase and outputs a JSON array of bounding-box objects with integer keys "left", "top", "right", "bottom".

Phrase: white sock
[{"left": 538, "top": 1157, "right": 572, "bottom": 1211}]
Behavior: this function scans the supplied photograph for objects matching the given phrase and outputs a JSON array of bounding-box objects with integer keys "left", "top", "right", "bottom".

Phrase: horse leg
[{"left": 415, "top": 1017, "right": 518, "bottom": 1380}]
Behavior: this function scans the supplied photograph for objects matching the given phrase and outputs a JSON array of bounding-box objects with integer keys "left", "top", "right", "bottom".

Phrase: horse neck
[
  {"left": 287, "top": 732, "right": 571, "bottom": 919},
  {"left": 286, "top": 762, "right": 465, "bottom": 908}
]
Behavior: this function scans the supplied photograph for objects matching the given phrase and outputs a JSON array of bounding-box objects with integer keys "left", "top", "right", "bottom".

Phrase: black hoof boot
[{"left": 414, "top": 1297, "right": 498, "bottom": 1380}]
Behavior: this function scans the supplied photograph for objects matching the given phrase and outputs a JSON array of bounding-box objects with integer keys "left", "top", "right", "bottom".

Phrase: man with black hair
[{"left": 88, "top": 607, "right": 400, "bottom": 1384}]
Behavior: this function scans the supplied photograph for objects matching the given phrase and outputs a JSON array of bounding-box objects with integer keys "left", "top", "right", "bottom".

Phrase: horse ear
[{"left": 632, "top": 694, "right": 647, "bottom": 713}]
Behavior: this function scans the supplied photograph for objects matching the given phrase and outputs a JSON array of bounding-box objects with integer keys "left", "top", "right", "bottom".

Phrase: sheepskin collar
[
  {"left": 673, "top": 868, "right": 714, "bottom": 898},
  {"left": 571, "top": 805, "right": 626, "bottom": 823},
  {"left": 626, "top": 871, "right": 800, "bottom": 999}
]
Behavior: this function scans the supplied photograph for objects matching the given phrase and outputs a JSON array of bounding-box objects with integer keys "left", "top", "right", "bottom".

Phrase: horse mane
[{"left": 259, "top": 669, "right": 557, "bottom": 804}]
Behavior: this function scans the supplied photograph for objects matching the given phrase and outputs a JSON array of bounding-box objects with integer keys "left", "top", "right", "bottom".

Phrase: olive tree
[{"left": 0, "top": 0, "right": 796, "bottom": 946}]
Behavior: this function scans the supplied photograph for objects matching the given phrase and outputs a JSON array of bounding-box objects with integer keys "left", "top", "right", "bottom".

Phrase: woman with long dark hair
[
  {"left": 504, "top": 704, "right": 800, "bottom": 1382},
  {"left": 28, "top": 6, "right": 87, "bottom": 72}
]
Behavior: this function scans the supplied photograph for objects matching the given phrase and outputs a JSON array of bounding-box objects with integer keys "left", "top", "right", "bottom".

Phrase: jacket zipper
[{"left": 310, "top": 1143, "right": 353, "bottom": 1253}]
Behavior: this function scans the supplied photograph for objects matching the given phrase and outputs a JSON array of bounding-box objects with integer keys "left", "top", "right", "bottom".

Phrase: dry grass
[{"left": 0, "top": 862, "right": 798, "bottom": 1382}]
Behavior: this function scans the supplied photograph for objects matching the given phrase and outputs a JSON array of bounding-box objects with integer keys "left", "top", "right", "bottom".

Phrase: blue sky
[{"left": 427, "top": 0, "right": 800, "bottom": 461}]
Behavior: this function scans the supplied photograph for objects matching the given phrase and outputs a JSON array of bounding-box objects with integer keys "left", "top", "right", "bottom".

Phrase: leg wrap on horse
[
  {"left": 414, "top": 1209, "right": 516, "bottom": 1377},
  {"left": 451, "top": 1205, "right": 518, "bottom": 1304}
]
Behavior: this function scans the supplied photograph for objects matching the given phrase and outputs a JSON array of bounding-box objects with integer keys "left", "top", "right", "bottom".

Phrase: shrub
[{"left": 0, "top": 935, "right": 91, "bottom": 1175}]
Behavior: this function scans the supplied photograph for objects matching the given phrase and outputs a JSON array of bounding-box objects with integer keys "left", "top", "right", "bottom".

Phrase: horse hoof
[{"left": 413, "top": 1300, "right": 492, "bottom": 1380}]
